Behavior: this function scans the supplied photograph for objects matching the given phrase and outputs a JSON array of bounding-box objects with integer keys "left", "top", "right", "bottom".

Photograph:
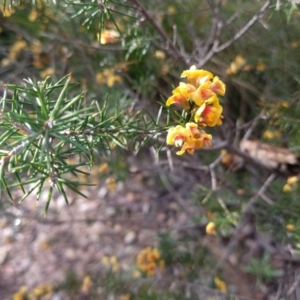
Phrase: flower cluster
[
  {"left": 166, "top": 65, "right": 225, "bottom": 155},
  {"left": 136, "top": 247, "right": 165, "bottom": 277},
  {"left": 283, "top": 176, "right": 298, "bottom": 193},
  {"left": 101, "top": 255, "right": 120, "bottom": 272}
]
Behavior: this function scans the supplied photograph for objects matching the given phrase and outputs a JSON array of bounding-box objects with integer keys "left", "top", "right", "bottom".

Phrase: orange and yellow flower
[
  {"left": 136, "top": 247, "right": 165, "bottom": 277},
  {"left": 181, "top": 65, "right": 213, "bottom": 87},
  {"left": 166, "top": 66, "right": 225, "bottom": 155},
  {"left": 166, "top": 82, "right": 195, "bottom": 110},
  {"left": 206, "top": 221, "right": 217, "bottom": 235},
  {"left": 211, "top": 76, "right": 226, "bottom": 96},
  {"left": 190, "top": 81, "right": 217, "bottom": 106},
  {"left": 194, "top": 101, "right": 223, "bottom": 127},
  {"left": 167, "top": 123, "right": 212, "bottom": 155}
]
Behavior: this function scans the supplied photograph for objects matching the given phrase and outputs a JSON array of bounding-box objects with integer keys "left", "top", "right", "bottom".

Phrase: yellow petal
[
  {"left": 214, "top": 276, "right": 227, "bottom": 293},
  {"left": 211, "top": 76, "right": 226, "bottom": 96},
  {"left": 166, "top": 126, "right": 186, "bottom": 145},
  {"left": 206, "top": 222, "right": 217, "bottom": 235},
  {"left": 286, "top": 224, "right": 295, "bottom": 231}
]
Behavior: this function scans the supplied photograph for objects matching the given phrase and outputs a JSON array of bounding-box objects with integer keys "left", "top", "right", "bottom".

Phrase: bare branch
[
  {"left": 215, "top": 0, "right": 271, "bottom": 53},
  {"left": 129, "top": 0, "right": 188, "bottom": 66},
  {"left": 201, "top": 0, "right": 222, "bottom": 59},
  {"left": 287, "top": 270, "right": 300, "bottom": 297},
  {"left": 210, "top": 172, "right": 276, "bottom": 277},
  {"left": 198, "top": 0, "right": 271, "bottom": 67}
]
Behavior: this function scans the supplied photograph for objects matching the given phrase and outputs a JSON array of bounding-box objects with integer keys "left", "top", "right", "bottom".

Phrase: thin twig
[
  {"left": 287, "top": 270, "right": 300, "bottom": 297},
  {"left": 129, "top": 0, "right": 187, "bottom": 66},
  {"left": 241, "top": 109, "right": 267, "bottom": 141},
  {"left": 199, "top": 0, "right": 271, "bottom": 67},
  {"left": 215, "top": 0, "right": 271, "bottom": 53},
  {"left": 210, "top": 172, "right": 276, "bottom": 277},
  {"left": 209, "top": 154, "right": 231, "bottom": 214},
  {"left": 201, "top": 0, "right": 221, "bottom": 59}
]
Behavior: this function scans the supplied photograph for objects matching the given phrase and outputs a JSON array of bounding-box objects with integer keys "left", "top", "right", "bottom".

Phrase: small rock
[
  {"left": 105, "top": 207, "right": 116, "bottom": 217},
  {"left": 124, "top": 231, "right": 136, "bottom": 244},
  {"left": 0, "top": 245, "right": 11, "bottom": 264}
]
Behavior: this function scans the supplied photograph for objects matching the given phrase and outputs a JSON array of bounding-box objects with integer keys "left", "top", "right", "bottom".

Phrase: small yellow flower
[
  {"left": 105, "top": 177, "right": 117, "bottom": 190},
  {"left": 165, "top": 67, "right": 225, "bottom": 156},
  {"left": 132, "top": 269, "right": 141, "bottom": 279},
  {"left": 180, "top": 134, "right": 212, "bottom": 155},
  {"left": 214, "top": 276, "right": 227, "bottom": 293},
  {"left": 144, "top": 262, "right": 156, "bottom": 276},
  {"left": 166, "top": 82, "right": 195, "bottom": 110},
  {"left": 194, "top": 101, "right": 223, "bottom": 127},
  {"left": 101, "top": 256, "right": 110, "bottom": 266},
  {"left": 95, "top": 69, "right": 122, "bottom": 87},
  {"left": 0, "top": 5, "right": 15, "bottom": 17},
  {"left": 101, "top": 255, "right": 120, "bottom": 272},
  {"left": 158, "top": 259, "right": 165, "bottom": 270},
  {"left": 136, "top": 247, "right": 165, "bottom": 277},
  {"left": 206, "top": 222, "right": 217, "bottom": 235},
  {"left": 81, "top": 275, "right": 92, "bottom": 294},
  {"left": 9, "top": 39, "right": 27, "bottom": 61},
  {"left": 110, "top": 255, "right": 118, "bottom": 264},
  {"left": 40, "top": 240, "right": 52, "bottom": 250},
  {"left": 167, "top": 125, "right": 187, "bottom": 147},
  {"left": 167, "top": 123, "right": 212, "bottom": 155},
  {"left": 256, "top": 62, "right": 266, "bottom": 71},
  {"left": 120, "top": 294, "right": 131, "bottom": 300},
  {"left": 279, "top": 100, "right": 289, "bottom": 108},
  {"left": 12, "top": 286, "right": 28, "bottom": 300},
  {"left": 237, "top": 188, "right": 245, "bottom": 195},
  {"left": 226, "top": 55, "right": 246, "bottom": 75},
  {"left": 207, "top": 210, "right": 216, "bottom": 220},
  {"left": 286, "top": 224, "right": 295, "bottom": 231},
  {"left": 146, "top": 248, "right": 160, "bottom": 262},
  {"left": 166, "top": 93, "right": 189, "bottom": 110},
  {"left": 1, "top": 58, "right": 11, "bottom": 67},
  {"left": 287, "top": 176, "right": 298, "bottom": 185},
  {"left": 98, "top": 162, "right": 109, "bottom": 174},
  {"left": 190, "top": 82, "right": 217, "bottom": 106},
  {"left": 28, "top": 9, "right": 38, "bottom": 22},
  {"left": 40, "top": 67, "right": 54, "bottom": 79},
  {"left": 31, "top": 283, "right": 53, "bottom": 298},
  {"left": 263, "top": 130, "right": 275, "bottom": 140},
  {"left": 291, "top": 41, "right": 299, "bottom": 48},
  {"left": 283, "top": 184, "right": 293, "bottom": 193},
  {"left": 211, "top": 76, "right": 226, "bottom": 96},
  {"left": 154, "top": 50, "right": 165, "bottom": 59},
  {"left": 167, "top": 6, "right": 176, "bottom": 14},
  {"left": 181, "top": 65, "right": 213, "bottom": 87},
  {"left": 98, "top": 29, "right": 120, "bottom": 44}
]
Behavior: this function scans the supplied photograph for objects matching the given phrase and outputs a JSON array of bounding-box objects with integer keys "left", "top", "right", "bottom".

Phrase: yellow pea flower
[
  {"left": 166, "top": 82, "right": 195, "bottom": 110},
  {"left": 181, "top": 65, "right": 213, "bottom": 87},
  {"left": 167, "top": 123, "right": 212, "bottom": 155},
  {"left": 286, "top": 224, "right": 295, "bottom": 231},
  {"left": 206, "top": 222, "right": 217, "bottom": 235},
  {"left": 190, "top": 82, "right": 217, "bottom": 106},
  {"left": 214, "top": 276, "right": 227, "bottom": 293},
  {"left": 211, "top": 76, "right": 226, "bottom": 96},
  {"left": 283, "top": 184, "right": 293, "bottom": 193},
  {"left": 194, "top": 101, "right": 223, "bottom": 127},
  {"left": 287, "top": 176, "right": 298, "bottom": 185},
  {"left": 166, "top": 125, "right": 187, "bottom": 148}
]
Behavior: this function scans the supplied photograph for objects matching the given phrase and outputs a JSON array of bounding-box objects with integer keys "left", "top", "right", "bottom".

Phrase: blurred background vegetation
[{"left": 1, "top": 0, "right": 300, "bottom": 299}]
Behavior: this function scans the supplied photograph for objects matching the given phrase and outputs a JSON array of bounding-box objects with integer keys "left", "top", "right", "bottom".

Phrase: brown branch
[
  {"left": 287, "top": 270, "right": 300, "bottom": 297},
  {"left": 129, "top": 0, "right": 188, "bottom": 66},
  {"left": 199, "top": 0, "right": 271, "bottom": 67},
  {"left": 215, "top": 0, "right": 272, "bottom": 52},
  {"left": 201, "top": 0, "right": 222, "bottom": 59},
  {"left": 210, "top": 172, "right": 276, "bottom": 277}
]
